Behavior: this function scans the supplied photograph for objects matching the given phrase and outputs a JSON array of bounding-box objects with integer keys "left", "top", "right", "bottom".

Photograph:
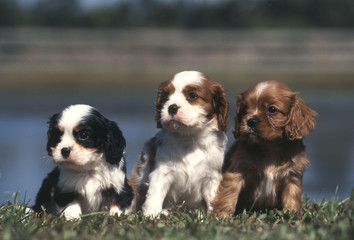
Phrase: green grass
[{"left": 1, "top": 190, "right": 353, "bottom": 240}]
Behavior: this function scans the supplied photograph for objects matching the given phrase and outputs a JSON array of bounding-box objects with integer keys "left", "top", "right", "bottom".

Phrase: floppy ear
[
  {"left": 285, "top": 94, "right": 317, "bottom": 140},
  {"left": 105, "top": 120, "right": 126, "bottom": 165},
  {"left": 212, "top": 82, "right": 229, "bottom": 132},
  {"left": 46, "top": 113, "right": 61, "bottom": 156},
  {"left": 155, "top": 80, "right": 171, "bottom": 128},
  {"left": 232, "top": 93, "right": 244, "bottom": 139},
  {"left": 155, "top": 87, "right": 164, "bottom": 129}
]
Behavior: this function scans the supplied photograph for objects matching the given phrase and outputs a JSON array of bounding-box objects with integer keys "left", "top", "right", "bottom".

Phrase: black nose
[
  {"left": 61, "top": 147, "right": 71, "bottom": 159},
  {"left": 168, "top": 104, "right": 179, "bottom": 115},
  {"left": 247, "top": 118, "right": 259, "bottom": 129}
]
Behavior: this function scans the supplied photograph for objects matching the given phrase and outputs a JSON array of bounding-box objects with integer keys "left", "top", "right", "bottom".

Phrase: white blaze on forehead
[
  {"left": 58, "top": 104, "right": 93, "bottom": 130},
  {"left": 172, "top": 71, "right": 204, "bottom": 92},
  {"left": 160, "top": 71, "right": 208, "bottom": 131},
  {"left": 254, "top": 81, "right": 270, "bottom": 113},
  {"left": 255, "top": 81, "right": 270, "bottom": 99}
]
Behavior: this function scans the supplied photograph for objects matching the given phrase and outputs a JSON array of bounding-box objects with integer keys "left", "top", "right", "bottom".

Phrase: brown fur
[
  {"left": 128, "top": 137, "right": 158, "bottom": 211},
  {"left": 155, "top": 79, "right": 175, "bottom": 128},
  {"left": 212, "top": 81, "right": 317, "bottom": 217},
  {"left": 129, "top": 72, "right": 229, "bottom": 213},
  {"left": 155, "top": 73, "right": 229, "bottom": 132}
]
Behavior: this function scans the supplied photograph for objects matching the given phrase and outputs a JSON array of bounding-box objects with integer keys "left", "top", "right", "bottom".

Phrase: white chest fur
[
  {"left": 256, "top": 172, "right": 277, "bottom": 202},
  {"left": 58, "top": 162, "right": 125, "bottom": 213},
  {"left": 143, "top": 128, "right": 227, "bottom": 215}
]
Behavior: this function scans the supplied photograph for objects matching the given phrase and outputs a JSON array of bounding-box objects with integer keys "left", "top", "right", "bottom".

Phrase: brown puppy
[{"left": 212, "top": 81, "right": 317, "bottom": 217}]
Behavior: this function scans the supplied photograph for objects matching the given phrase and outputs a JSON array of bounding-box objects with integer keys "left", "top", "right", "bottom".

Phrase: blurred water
[{"left": 0, "top": 90, "right": 353, "bottom": 204}]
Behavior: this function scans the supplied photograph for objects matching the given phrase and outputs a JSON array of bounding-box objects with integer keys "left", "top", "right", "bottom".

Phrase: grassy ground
[{"left": 1, "top": 191, "right": 353, "bottom": 240}]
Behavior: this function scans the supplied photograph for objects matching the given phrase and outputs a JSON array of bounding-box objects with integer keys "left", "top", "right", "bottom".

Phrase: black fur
[
  {"left": 32, "top": 167, "right": 79, "bottom": 215},
  {"left": 79, "top": 109, "right": 126, "bottom": 166},
  {"left": 104, "top": 120, "right": 126, "bottom": 166},
  {"left": 33, "top": 105, "right": 133, "bottom": 216},
  {"left": 46, "top": 114, "right": 62, "bottom": 156},
  {"left": 32, "top": 167, "right": 133, "bottom": 215},
  {"left": 46, "top": 108, "right": 126, "bottom": 166},
  {"left": 101, "top": 178, "right": 134, "bottom": 210}
]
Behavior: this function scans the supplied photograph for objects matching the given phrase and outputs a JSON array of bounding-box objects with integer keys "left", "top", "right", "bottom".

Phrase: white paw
[
  {"left": 142, "top": 204, "right": 162, "bottom": 218},
  {"left": 160, "top": 209, "right": 169, "bottom": 216},
  {"left": 62, "top": 203, "right": 81, "bottom": 220},
  {"left": 109, "top": 205, "right": 123, "bottom": 216}
]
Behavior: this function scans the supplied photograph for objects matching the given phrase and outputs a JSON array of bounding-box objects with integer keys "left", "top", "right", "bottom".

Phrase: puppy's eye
[
  {"left": 267, "top": 106, "right": 278, "bottom": 114},
  {"left": 78, "top": 131, "right": 90, "bottom": 141},
  {"left": 187, "top": 92, "right": 198, "bottom": 101}
]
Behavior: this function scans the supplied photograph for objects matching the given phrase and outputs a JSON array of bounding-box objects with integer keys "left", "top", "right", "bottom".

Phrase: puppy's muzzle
[
  {"left": 247, "top": 118, "right": 259, "bottom": 129},
  {"left": 168, "top": 104, "right": 179, "bottom": 116},
  {"left": 61, "top": 147, "right": 71, "bottom": 159}
]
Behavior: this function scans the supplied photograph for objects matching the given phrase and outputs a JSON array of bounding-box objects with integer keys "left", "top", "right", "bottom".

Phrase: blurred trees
[
  {"left": 0, "top": 0, "right": 353, "bottom": 28},
  {"left": 0, "top": 0, "right": 23, "bottom": 26},
  {"left": 31, "top": 0, "right": 81, "bottom": 27}
]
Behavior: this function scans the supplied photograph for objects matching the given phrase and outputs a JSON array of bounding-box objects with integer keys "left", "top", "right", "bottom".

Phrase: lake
[{"left": 0, "top": 89, "right": 353, "bottom": 205}]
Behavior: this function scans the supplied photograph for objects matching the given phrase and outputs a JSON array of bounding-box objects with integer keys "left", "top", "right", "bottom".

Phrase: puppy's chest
[
  {"left": 254, "top": 165, "right": 286, "bottom": 200},
  {"left": 182, "top": 148, "right": 208, "bottom": 171},
  {"left": 159, "top": 145, "right": 212, "bottom": 174},
  {"left": 59, "top": 171, "right": 109, "bottom": 211},
  {"left": 256, "top": 172, "right": 277, "bottom": 199},
  {"left": 157, "top": 144, "right": 214, "bottom": 189},
  {"left": 166, "top": 149, "right": 210, "bottom": 202}
]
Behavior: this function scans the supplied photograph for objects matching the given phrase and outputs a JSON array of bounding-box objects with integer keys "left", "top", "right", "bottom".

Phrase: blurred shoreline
[{"left": 1, "top": 28, "right": 354, "bottom": 91}]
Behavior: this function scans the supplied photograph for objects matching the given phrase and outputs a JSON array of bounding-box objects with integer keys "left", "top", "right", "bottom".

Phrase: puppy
[
  {"left": 129, "top": 71, "right": 229, "bottom": 217},
  {"left": 32, "top": 104, "right": 133, "bottom": 219},
  {"left": 212, "top": 81, "right": 317, "bottom": 217}
]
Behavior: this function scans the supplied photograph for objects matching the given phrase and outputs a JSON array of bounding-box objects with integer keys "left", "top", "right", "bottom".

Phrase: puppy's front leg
[
  {"left": 211, "top": 172, "right": 244, "bottom": 217},
  {"left": 202, "top": 174, "right": 223, "bottom": 212},
  {"left": 281, "top": 177, "right": 303, "bottom": 215},
  {"left": 61, "top": 201, "right": 82, "bottom": 220},
  {"left": 142, "top": 168, "right": 174, "bottom": 217}
]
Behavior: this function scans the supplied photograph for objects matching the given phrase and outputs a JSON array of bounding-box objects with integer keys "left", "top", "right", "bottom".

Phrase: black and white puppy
[{"left": 32, "top": 104, "right": 133, "bottom": 219}]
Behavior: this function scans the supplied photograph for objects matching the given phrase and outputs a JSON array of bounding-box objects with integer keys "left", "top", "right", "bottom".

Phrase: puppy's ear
[
  {"left": 212, "top": 82, "right": 229, "bottom": 132},
  {"left": 155, "top": 80, "right": 171, "bottom": 128},
  {"left": 105, "top": 120, "right": 126, "bottom": 165},
  {"left": 285, "top": 94, "right": 317, "bottom": 140},
  {"left": 155, "top": 86, "right": 164, "bottom": 129},
  {"left": 233, "top": 94, "right": 244, "bottom": 139},
  {"left": 46, "top": 113, "right": 61, "bottom": 156}
]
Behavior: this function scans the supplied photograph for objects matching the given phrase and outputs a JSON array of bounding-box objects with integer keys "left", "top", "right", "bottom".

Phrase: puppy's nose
[
  {"left": 61, "top": 147, "right": 71, "bottom": 159},
  {"left": 168, "top": 104, "right": 179, "bottom": 115},
  {"left": 247, "top": 118, "right": 259, "bottom": 129}
]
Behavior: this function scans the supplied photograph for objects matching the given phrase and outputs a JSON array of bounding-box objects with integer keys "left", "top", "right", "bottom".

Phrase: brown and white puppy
[
  {"left": 212, "top": 81, "right": 317, "bottom": 217},
  {"left": 129, "top": 71, "right": 229, "bottom": 217}
]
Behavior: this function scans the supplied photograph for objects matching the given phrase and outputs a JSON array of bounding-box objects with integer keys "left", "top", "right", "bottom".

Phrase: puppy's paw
[
  {"left": 62, "top": 202, "right": 82, "bottom": 221},
  {"left": 109, "top": 205, "right": 123, "bottom": 216},
  {"left": 160, "top": 209, "right": 169, "bottom": 216},
  {"left": 212, "top": 208, "right": 233, "bottom": 218},
  {"left": 142, "top": 204, "right": 163, "bottom": 218}
]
